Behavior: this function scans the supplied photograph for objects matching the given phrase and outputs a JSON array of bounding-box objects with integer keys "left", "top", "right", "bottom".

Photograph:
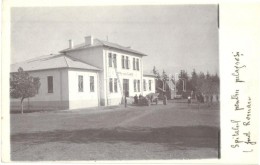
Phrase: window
[
  {"left": 47, "top": 76, "right": 53, "bottom": 93},
  {"left": 143, "top": 80, "right": 146, "bottom": 91},
  {"left": 33, "top": 78, "right": 39, "bottom": 94},
  {"left": 126, "top": 56, "right": 129, "bottom": 69},
  {"left": 149, "top": 80, "right": 152, "bottom": 91},
  {"left": 109, "top": 53, "right": 112, "bottom": 67},
  {"left": 114, "top": 78, "right": 118, "bottom": 93},
  {"left": 133, "top": 58, "right": 136, "bottom": 70},
  {"left": 109, "top": 78, "right": 113, "bottom": 93},
  {"left": 90, "top": 76, "right": 94, "bottom": 92},
  {"left": 134, "top": 80, "right": 137, "bottom": 92},
  {"left": 78, "top": 75, "right": 83, "bottom": 92},
  {"left": 137, "top": 80, "right": 140, "bottom": 92},
  {"left": 122, "top": 56, "right": 125, "bottom": 68},
  {"left": 113, "top": 54, "right": 117, "bottom": 68},
  {"left": 136, "top": 59, "right": 139, "bottom": 71}
]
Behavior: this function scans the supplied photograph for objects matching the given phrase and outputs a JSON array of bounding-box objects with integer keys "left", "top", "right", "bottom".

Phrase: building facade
[{"left": 11, "top": 36, "right": 155, "bottom": 110}]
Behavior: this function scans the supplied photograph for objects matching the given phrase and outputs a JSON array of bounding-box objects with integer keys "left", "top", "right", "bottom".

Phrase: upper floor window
[
  {"left": 108, "top": 53, "right": 112, "bottom": 67},
  {"left": 122, "top": 56, "right": 125, "bottom": 69},
  {"left": 143, "top": 79, "right": 146, "bottom": 91},
  {"left": 113, "top": 54, "right": 117, "bottom": 68},
  {"left": 78, "top": 75, "right": 84, "bottom": 92},
  {"left": 90, "top": 76, "right": 95, "bottom": 92},
  {"left": 126, "top": 56, "right": 129, "bottom": 69},
  {"left": 133, "top": 58, "right": 136, "bottom": 70},
  {"left": 136, "top": 59, "right": 140, "bottom": 71},
  {"left": 47, "top": 76, "right": 53, "bottom": 93},
  {"left": 149, "top": 80, "right": 152, "bottom": 91}
]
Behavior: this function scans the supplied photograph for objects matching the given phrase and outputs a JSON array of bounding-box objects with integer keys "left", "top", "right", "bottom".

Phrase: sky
[{"left": 11, "top": 5, "right": 219, "bottom": 76}]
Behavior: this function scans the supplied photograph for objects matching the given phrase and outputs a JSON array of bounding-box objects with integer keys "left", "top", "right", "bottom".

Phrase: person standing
[
  {"left": 125, "top": 91, "right": 129, "bottom": 107},
  {"left": 134, "top": 94, "right": 138, "bottom": 104},
  {"left": 188, "top": 96, "right": 191, "bottom": 105}
]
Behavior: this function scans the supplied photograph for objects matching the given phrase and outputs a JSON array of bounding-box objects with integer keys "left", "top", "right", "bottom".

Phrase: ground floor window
[
  {"left": 143, "top": 80, "right": 146, "bottom": 91},
  {"left": 109, "top": 78, "right": 118, "bottom": 93},
  {"left": 47, "top": 76, "right": 53, "bottom": 93},
  {"left": 109, "top": 78, "right": 113, "bottom": 93},
  {"left": 137, "top": 80, "right": 140, "bottom": 92},
  {"left": 149, "top": 80, "right": 152, "bottom": 91},
  {"left": 114, "top": 78, "right": 118, "bottom": 93},
  {"left": 134, "top": 80, "right": 137, "bottom": 92},
  {"left": 33, "top": 77, "right": 39, "bottom": 94},
  {"left": 90, "top": 76, "right": 94, "bottom": 92},
  {"left": 78, "top": 75, "right": 83, "bottom": 92}
]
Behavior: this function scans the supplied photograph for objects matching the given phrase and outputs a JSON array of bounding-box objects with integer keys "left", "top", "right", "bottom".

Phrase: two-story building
[{"left": 10, "top": 36, "right": 155, "bottom": 111}]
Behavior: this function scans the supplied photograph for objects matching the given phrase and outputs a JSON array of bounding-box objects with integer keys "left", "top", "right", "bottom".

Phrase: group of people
[
  {"left": 133, "top": 94, "right": 153, "bottom": 106},
  {"left": 133, "top": 94, "right": 143, "bottom": 104},
  {"left": 133, "top": 93, "right": 167, "bottom": 105},
  {"left": 193, "top": 93, "right": 219, "bottom": 104},
  {"left": 133, "top": 92, "right": 219, "bottom": 106}
]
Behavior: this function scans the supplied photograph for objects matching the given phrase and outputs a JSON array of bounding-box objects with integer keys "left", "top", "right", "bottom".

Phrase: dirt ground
[{"left": 11, "top": 100, "right": 220, "bottom": 161}]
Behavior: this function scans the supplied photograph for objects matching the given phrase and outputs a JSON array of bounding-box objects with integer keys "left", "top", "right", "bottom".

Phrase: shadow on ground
[{"left": 12, "top": 125, "right": 219, "bottom": 150}]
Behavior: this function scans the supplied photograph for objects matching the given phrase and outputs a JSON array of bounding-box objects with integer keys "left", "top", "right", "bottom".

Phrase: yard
[{"left": 11, "top": 100, "right": 220, "bottom": 161}]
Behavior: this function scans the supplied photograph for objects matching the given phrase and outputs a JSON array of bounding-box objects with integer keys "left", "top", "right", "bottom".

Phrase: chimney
[
  {"left": 85, "top": 36, "right": 94, "bottom": 45},
  {"left": 69, "top": 39, "right": 74, "bottom": 49}
]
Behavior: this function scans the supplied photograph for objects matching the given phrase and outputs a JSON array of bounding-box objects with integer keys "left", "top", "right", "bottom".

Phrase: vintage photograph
[{"left": 10, "top": 5, "right": 220, "bottom": 160}]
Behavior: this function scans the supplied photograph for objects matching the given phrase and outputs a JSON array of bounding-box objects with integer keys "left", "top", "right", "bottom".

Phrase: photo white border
[{"left": 1, "top": 0, "right": 260, "bottom": 164}]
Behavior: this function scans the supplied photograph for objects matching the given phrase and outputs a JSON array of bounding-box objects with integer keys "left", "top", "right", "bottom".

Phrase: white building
[{"left": 11, "top": 36, "right": 155, "bottom": 110}]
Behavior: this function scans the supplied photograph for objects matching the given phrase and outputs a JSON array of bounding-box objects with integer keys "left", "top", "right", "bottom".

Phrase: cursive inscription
[
  {"left": 243, "top": 97, "right": 251, "bottom": 126},
  {"left": 243, "top": 131, "right": 256, "bottom": 145},
  {"left": 229, "top": 52, "right": 256, "bottom": 153},
  {"left": 232, "top": 52, "right": 246, "bottom": 83},
  {"left": 231, "top": 120, "right": 241, "bottom": 148},
  {"left": 231, "top": 90, "right": 244, "bottom": 111}
]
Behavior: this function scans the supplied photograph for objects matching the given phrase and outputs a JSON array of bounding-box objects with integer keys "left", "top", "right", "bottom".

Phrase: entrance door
[{"left": 123, "top": 79, "right": 129, "bottom": 97}]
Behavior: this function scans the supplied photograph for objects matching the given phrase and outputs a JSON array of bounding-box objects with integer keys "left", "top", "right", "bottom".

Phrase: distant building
[
  {"left": 166, "top": 80, "right": 176, "bottom": 99},
  {"left": 11, "top": 36, "right": 155, "bottom": 110}
]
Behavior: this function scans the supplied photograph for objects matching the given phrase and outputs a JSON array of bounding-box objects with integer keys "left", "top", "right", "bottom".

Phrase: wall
[
  {"left": 10, "top": 69, "right": 69, "bottom": 111},
  {"left": 66, "top": 47, "right": 104, "bottom": 69},
  {"left": 66, "top": 47, "right": 105, "bottom": 106},
  {"left": 68, "top": 69, "right": 99, "bottom": 109},
  {"left": 103, "top": 48, "right": 144, "bottom": 105},
  {"left": 65, "top": 46, "right": 148, "bottom": 106}
]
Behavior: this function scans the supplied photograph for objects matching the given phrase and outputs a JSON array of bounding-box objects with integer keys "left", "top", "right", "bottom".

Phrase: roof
[
  {"left": 11, "top": 54, "right": 101, "bottom": 72},
  {"left": 60, "top": 39, "right": 147, "bottom": 56}
]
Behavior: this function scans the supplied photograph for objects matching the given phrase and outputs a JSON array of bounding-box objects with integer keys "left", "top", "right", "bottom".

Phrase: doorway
[{"left": 123, "top": 79, "right": 129, "bottom": 97}]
